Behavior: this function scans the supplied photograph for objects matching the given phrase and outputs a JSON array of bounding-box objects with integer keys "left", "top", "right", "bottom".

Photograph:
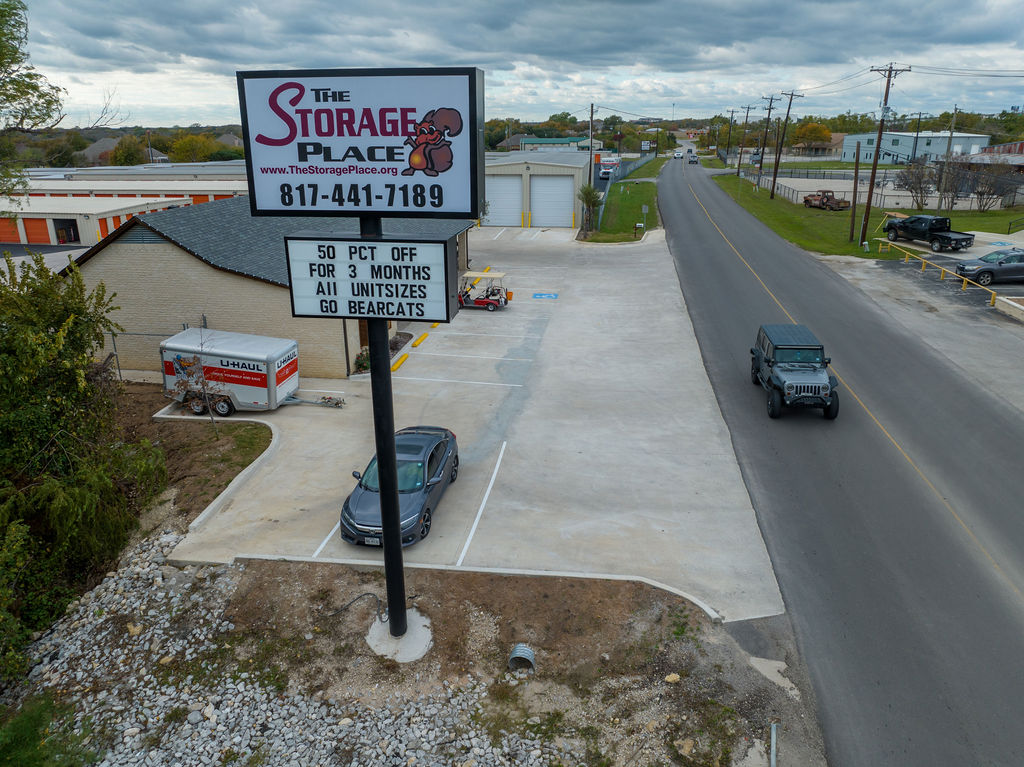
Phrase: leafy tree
[
  {"left": 208, "top": 146, "right": 244, "bottom": 161},
  {"left": 577, "top": 183, "right": 601, "bottom": 234},
  {"left": 0, "top": 0, "right": 65, "bottom": 199},
  {"left": 0, "top": 254, "right": 165, "bottom": 679},
  {"left": 111, "top": 134, "right": 146, "bottom": 165},
  {"left": 793, "top": 122, "right": 831, "bottom": 145},
  {"left": 168, "top": 134, "right": 220, "bottom": 162}
]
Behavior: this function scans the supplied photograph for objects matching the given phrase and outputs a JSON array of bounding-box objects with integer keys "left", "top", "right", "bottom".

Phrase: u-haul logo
[
  {"left": 276, "top": 350, "right": 298, "bottom": 369},
  {"left": 220, "top": 359, "right": 264, "bottom": 372}
]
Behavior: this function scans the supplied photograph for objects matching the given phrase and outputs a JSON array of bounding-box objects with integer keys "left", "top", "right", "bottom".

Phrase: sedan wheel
[
  {"left": 977, "top": 271, "right": 994, "bottom": 287},
  {"left": 449, "top": 454, "right": 459, "bottom": 483},
  {"left": 419, "top": 509, "right": 432, "bottom": 540}
]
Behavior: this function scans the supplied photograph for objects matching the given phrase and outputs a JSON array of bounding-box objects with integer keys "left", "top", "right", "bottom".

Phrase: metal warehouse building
[{"left": 481, "top": 151, "right": 589, "bottom": 228}]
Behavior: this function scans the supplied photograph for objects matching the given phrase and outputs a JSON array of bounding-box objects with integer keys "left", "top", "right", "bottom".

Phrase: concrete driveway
[{"left": 169, "top": 227, "right": 783, "bottom": 623}]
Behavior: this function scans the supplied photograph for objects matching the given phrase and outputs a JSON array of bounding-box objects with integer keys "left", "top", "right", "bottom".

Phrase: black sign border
[
  {"left": 238, "top": 67, "right": 484, "bottom": 220},
  {"left": 284, "top": 233, "right": 459, "bottom": 323}
]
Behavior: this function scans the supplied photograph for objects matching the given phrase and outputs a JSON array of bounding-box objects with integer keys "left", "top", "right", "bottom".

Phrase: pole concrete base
[{"left": 366, "top": 606, "right": 432, "bottom": 663}]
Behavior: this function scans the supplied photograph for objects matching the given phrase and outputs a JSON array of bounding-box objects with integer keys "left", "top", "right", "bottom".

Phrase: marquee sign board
[
  {"left": 284, "top": 234, "right": 459, "bottom": 323},
  {"left": 237, "top": 67, "right": 485, "bottom": 218}
]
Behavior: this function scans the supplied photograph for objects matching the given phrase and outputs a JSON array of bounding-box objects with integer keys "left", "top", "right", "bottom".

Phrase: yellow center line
[{"left": 688, "top": 183, "right": 1024, "bottom": 603}]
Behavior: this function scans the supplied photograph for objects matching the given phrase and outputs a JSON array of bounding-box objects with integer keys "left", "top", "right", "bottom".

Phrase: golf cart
[{"left": 458, "top": 271, "right": 512, "bottom": 311}]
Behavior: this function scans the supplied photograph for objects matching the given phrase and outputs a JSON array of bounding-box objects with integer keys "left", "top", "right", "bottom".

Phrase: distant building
[
  {"left": 840, "top": 131, "right": 990, "bottom": 164},
  {"left": 520, "top": 136, "right": 602, "bottom": 152},
  {"left": 217, "top": 133, "right": 243, "bottom": 148},
  {"left": 80, "top": 137, "right": 120, "bottom": 165},
  {"left": 496, "top": 133, "right": 535, "bottom": 151},
  {"left": 793, "top": 133, "right": 845, "bottom": 158}
]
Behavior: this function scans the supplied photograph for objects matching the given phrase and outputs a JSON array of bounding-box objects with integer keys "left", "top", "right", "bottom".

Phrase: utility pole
[
  {"left": 770, "top": 91, "right": 803, "bottom": 199},
  {"left": 910, "top": 111, "right": 924, "bottom": 162},
  {"left": 736, "top": 105, "right": 755, "bottom": 176},
  {"left": 859, "top": 63, "right": 910, "bottom": 246},
  {"left": 759, "top": 95, "right": 779, "bottom": 175},
  {"left": 849, "top": 141, "right": 861, "bottom": 241},
  {"left": 725, "top": 109, "right": 737, "bottom": 163},
  {"left": 588, "top": 103, "right": 594, "bottom": 185},
  {"left": 934, "top": 105, "right": 959, "bottom": 215}
]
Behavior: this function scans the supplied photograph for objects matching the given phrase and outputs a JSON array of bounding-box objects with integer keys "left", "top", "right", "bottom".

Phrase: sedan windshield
[
  {"left": 360, "top": 459, "right": 426, "bottom": 493},
  {"left": 980, "top": 250, "right": 1021, "bottom": 263}
]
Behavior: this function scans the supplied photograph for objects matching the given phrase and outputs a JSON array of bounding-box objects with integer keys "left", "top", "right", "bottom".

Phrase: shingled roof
[{"left": 75, "top": 196, "right": 473, "bottom": 286}]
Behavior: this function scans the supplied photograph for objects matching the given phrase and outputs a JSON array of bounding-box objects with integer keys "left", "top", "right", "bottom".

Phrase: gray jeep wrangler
[{"left": 751, "top": 324, "right": 839, "bottom": 420}]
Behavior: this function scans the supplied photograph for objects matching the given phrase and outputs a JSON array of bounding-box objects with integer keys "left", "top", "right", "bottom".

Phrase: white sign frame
[
  {"left": 238, "top": 67, "right": 484, "bottom": 219},
  {"left": 284, "top": 234, "right": 458, "bottom": 323}
]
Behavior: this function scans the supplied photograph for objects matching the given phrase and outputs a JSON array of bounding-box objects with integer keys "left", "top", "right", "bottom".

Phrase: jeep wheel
[
  {"left": 823, "top": 391, "right": 840, "bottom": 420},
  {"left": 930, "top": 239, "right": 943, "bottom": 253},
  {"left": 767, "top": 389, "right": 782, "bottom": 419},
  {"left": 750, "top": 360, "right": 760, "bottom": 385},
  {"left": 977, "top": 271, "right": 994, "bottom": 287},
  {"left": 886, "top": 229, "right": 898, "bottom": 242}
]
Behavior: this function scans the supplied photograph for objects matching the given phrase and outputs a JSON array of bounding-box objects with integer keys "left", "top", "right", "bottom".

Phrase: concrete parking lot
[{"left": 169, "top": 226, "right": 783, "bottom": 623}]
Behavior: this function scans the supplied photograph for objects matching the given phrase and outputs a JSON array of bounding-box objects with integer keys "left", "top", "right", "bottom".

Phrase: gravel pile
[{"left": 3, "top": 533, "right": 585, "bottom": 766}]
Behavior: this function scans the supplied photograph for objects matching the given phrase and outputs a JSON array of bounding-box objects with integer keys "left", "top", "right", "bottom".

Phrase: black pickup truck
[{"left": 884, "top": 215, "right": 974, "bottom": 252}]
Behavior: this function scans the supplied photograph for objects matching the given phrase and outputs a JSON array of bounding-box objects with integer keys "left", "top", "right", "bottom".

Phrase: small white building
[
  {"left": 481, "top": 151, "right": 589, "bottom": 228},
  {"left": 841, "top": 131, "right": 990, "bottom": 164}
]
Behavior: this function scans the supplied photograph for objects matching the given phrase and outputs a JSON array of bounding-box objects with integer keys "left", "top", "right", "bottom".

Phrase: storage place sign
[
  {"left": 284, "top": 235, "right": 458, "bottom": 323},
  {"left": 237, "top": 67, "right": 484, "bottom": 218}
]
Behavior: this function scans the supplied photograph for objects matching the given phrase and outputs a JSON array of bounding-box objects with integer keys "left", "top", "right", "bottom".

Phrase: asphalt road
[{"left": 659, "top": 159, "right": 1024, "bottom": 766}]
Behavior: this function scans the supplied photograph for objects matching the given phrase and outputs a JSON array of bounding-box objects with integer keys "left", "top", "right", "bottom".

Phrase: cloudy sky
[{"left": 27, "top": 0, "right": 1024, "bottom": 129}]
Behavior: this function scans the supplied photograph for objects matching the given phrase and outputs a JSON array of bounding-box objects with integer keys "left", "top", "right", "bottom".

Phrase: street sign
[
  {"left": 284, "top": 234, "right": 458, "bottom": 322},
  {"left": 641, "top": 140, "right": 651, "bottom": 151},
  {"left": 237, "top": 67, "right": 484, "bottom": 218}
]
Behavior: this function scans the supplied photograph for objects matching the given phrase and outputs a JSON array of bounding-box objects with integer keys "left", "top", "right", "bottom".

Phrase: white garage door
[
  {"left": 529, "top": 175, "right": 574, "bottom": 228},
  {"left": 483, "top": 175, "right": 522, "bottom": 226}
]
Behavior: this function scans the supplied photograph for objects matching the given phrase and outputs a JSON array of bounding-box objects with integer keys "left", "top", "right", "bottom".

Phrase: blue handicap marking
[
  {"left": 989, "top": 241, "right": 1013, "bottom": 246},
  {"left": 533, "top": 293, "right": 559, "bottom": 299}
]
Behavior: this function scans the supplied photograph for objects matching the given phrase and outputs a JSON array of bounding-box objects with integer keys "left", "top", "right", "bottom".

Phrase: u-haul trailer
[{"left": 161, "top": 328, "right": 299, "bottom": 416}]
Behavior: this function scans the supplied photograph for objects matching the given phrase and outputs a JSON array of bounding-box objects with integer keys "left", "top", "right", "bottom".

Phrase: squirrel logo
[{"left": 403, "top": 107, "right": 463, "bottom": 177}]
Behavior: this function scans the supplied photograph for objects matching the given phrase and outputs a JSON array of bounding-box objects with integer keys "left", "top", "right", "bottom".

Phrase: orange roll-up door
[
  {"left": 111, "top": 216, "right": 122, "bottom": 228},
  {"left": 23, "top": 218, "right": 50, "bottom": 244},
  {"left": 99, "top": 219, "right": 109, "bottom": 238},
  {"left": 190, "top": 195, "right": 209, "bottom": 204},
  {"left": 0, "top": 218, "right": 19, "bottom": 242}
]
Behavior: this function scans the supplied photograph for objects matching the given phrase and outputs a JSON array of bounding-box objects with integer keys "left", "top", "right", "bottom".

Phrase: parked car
[
  {"left": 688, "top": 155, "right": 699, "bottom": 164},
  {"left": 955, "top": 248, "right": 1024, "bottom": 287},
  {"left": 339, "top": 426, "right": 459, "bottom": 547},
  {"left": 751, "top": 324, "right": 839, "bottom": 420}
]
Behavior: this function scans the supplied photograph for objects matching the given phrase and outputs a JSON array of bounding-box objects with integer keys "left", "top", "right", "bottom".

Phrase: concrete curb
[
  {"left": 152, "top": 403, "right": 281, "bottom": 533},
  {"left": 232, "top": 553, "right": 728, "bottom": 624}
]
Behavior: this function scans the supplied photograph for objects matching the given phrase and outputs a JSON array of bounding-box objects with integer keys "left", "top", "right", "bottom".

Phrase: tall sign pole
[
  {"left": 239, "top": 67, "right": 484, "bottom": 638},
  {"left": 859, "top": 63, "right": 910, "bottom": 246}
]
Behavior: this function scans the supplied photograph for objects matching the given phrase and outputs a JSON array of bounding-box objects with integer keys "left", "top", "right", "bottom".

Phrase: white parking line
[
  {"left": 492, "top": 228, "right": 506, "bottom": 239},
  {"left": 530, "top": 230, "right": 543, "bottom": 240},
  {"left": 456, "top": 441, "right": 506, "bottom": 567},
  {"left": 435, "top": 331, "right": 543, "bottom": 339},
  {"left": 394, "top": 376, "right": 523, "bottom": 387},
  {"left": 409, "top": 351, "right": 532, "bottom": 361},
  {"left": 312, "top": 521, "right": 339, "bottom": 558}
]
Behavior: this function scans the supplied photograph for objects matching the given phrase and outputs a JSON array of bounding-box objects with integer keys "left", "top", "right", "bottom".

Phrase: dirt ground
[{"left": 112, "top": 382, "right": 827, "bottom": 766}]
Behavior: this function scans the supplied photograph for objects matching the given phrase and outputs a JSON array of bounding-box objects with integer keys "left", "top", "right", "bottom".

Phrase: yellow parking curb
[
  {"left": 391, "top": 353, "right": 408, "bottom": 371},
  {"left": 412, "top": 333, "right": 429, "bottom": 347}
]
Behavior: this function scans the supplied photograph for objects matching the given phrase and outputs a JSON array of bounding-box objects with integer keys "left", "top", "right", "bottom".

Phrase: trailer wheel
[
  {"left": 187, "top": 397, "right": 207, "bottom": 415},
  {"left": 212, "top": 398, "right": 235, "bottom": 417}
]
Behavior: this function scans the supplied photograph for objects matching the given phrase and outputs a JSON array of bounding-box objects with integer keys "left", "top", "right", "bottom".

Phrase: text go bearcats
[
  {"left": 238, "top": 67, "right": 484, "bottom": 218},
  {"left": 284, "top": 236, "right": 459, "bottom": 323}
]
